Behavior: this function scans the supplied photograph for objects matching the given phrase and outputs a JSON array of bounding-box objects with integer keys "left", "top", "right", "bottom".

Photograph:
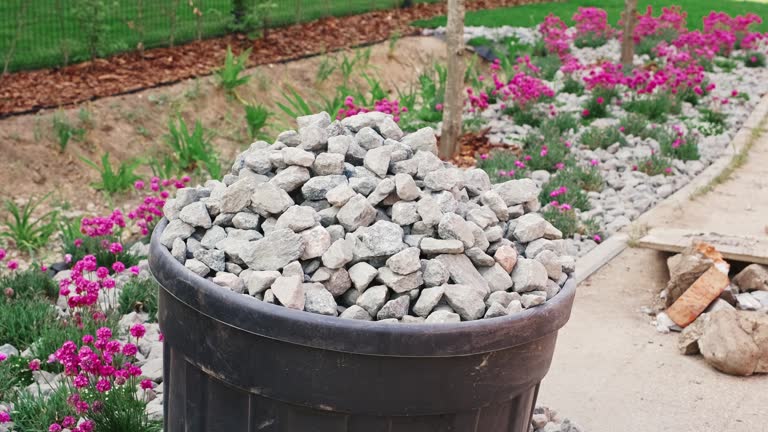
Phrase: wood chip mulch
[
  {"left": 446, "top": 127, "right": 521, "bottom": 167},
  {"left": 0, "top": 0, "right": 551, "bottom": 117}
]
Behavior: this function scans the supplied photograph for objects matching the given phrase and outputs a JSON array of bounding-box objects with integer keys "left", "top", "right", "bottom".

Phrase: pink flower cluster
[
  {"left": 583, "top": 62, "right": 625, "bottom": 90},
  {"left": 572, "top": 7, "right": 613, "bottom": 40},
  {"left": 0, "top": 248, "right": 19, "bottom": 272},
  {"left": 336, "top": 96, "right": 408, "bottom": 122},
  {"left": 45, "top": 324, "right": 154, "bottom": 432},
  {"left": 540, "top": 14, "right": 571, "bottom": 57},
  {"left": 128, "top": 176, "right": 189, "bottom": 236},
  {"left": 633, "top": 6, "right": 687, "bottom": 43},
  {"left": 548, "top": 201, "right": 573, "bottom": 212},
  {"left": 80, "top": 210, "right": 126, "bottom": 238},
  {"left": 58, "top": 254, "right": 123, "bottom": 310}
]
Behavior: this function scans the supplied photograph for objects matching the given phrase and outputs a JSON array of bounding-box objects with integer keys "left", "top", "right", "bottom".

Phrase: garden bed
[{"left": 426, "top": 7, "right": 768, "bottom": 256}]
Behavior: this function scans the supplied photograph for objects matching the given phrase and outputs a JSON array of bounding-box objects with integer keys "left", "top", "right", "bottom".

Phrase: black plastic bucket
[{"left": 149, "top": 219, "right": 576, "bottom": 432}]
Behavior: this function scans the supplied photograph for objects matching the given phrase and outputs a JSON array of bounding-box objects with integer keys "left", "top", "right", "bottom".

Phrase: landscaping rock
[
  {"left": 698, "top": 309, "right": 768, "bottom": 376},
  {"left": 733, "top": 264, "right": 768, "bottom": 292},
  {"left": 162, "top": 112, "right": 575, "bottom": 322}
]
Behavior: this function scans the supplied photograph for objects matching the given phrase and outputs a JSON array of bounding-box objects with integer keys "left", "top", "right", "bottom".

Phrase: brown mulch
[
  {"left": 447, "top": 127, "right": 521, "bottom": 167},
  {"left": 0, "top": 0, "right": 551, "bottom": 117}
]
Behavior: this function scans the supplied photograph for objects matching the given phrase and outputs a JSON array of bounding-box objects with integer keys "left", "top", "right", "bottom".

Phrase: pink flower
[
  {"left": 40, "top": 264, "right": 47, "bottom": 272},
  {"left": 480, "top": 154, "right": 488, "bottom": 160},
  {"left": 555, "top": 162, "right": 565, "bottom": 170},
  {"left": 619, "top": 126, "right": 625, "bottom": 132},
  {"left": 64, "top": 254, "right": 72, "bottom": 264},
  {"left": 182, "top": 175, "right": 191, "bottom": 183},
  {"left": 49, "top": 424, "right": 62, "bottom": 432},
  {"left": 497, "top": 170, "right": 508, "bottom": 177},
  {"left": 593, "top": 234, "right": 602, "bottom": 243},
  {"left": 0, "top": 412, "right": 11, "bottom": 424},
  {"left": 134, "top": 180, "right": 145, "bottom": 190},
  {"left": 564, "top": 141, "right": 572, "bottom": 148},
  {"left": 29, "top": 359, "right": 41, "bottom": 371},
  {"left": 123, "top": 343, "right": 138, "bottom": 356},
  {"left": 109, "top": 242, "right": 123, "bottom": 254},
  {"left": 7, "top": 260, "right": 18, "bottom": 271},
  {"left": 559, "top": 203, "right": 573, "bottom": 211},
  {"left": 590, "top": 159, "right": 600, "bottom": 166},
  {"left": 582, "top": 109, "right": 591, "bottom": 117},
  {"left": 0, "top": 249, "right": 5, "bottom": 260},
  {"left": 731, "top": 90, "right": 739, "bottom": 97},
  {"left": 751, "top": 56, "right": 757, "bottom": 62},
  {"left": 74, "top": 238, "right": 83, "bottom": 248},
  {"left": 435, "top": 103, "right": 444, "bottom": 111},
  {"left": 96, "top": 327, "right": 113, "bottom": 340},
  {"left": 129, "top": 265, "right": 140, "bottom": 275},
  {"left": 596, "top": 97, "right": 605, "bottom": 104},
  {"left": 61, "top": 417, "right": 75, "bottom": 428},
  {"left": 96, "top": 378, "right": 112, "bottom": 393},
  {"left": 130, "top": 324, "right": 147, "bottom": 339},
  {"left": 0, "top": 353, "right": 7, "bottom": 363},
  {"left": 665, "top": 167, "right": 673, "bottom": 174},
  {"left": 141, "top": 379, "right": 155, "bottom": 390}
]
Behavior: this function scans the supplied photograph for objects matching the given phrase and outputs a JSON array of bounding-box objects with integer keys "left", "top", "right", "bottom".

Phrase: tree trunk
[
  {"left": 439, "top": 0, "right": 466, "bottom": 160},
  {"left": 620, "top": 0, "right": 638, "bottom": 70}
]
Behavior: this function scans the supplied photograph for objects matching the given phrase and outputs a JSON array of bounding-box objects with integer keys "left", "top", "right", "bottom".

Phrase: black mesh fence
[{"left": 0, "top": 0, "right": 441, "bottom": 73}]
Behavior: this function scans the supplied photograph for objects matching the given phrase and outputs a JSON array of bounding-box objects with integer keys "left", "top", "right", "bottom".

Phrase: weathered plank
[{"left": 638, "top": 228, "right": 768, "bottom": 265}]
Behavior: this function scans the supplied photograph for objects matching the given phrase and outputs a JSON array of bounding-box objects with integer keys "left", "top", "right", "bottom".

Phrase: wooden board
[{"left": 638, "top": 228, "right": 768, "bottom": 265}]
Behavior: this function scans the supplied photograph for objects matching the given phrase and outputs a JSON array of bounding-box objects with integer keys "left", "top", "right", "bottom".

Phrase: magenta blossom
[{"left": 130, "top": 324, "right": 147, "bottom": 339}]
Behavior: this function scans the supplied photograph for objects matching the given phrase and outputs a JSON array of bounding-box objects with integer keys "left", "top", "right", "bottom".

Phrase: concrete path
[{"left": 537, "top": 123, "right": 768, "bottom": 431}]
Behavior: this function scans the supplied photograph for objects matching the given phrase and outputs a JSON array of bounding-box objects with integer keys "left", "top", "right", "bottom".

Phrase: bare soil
[{"left": 0, "top": 37, "right": 446, "bottom": 219}]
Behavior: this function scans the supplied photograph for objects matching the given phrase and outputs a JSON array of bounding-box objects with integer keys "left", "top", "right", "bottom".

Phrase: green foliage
[
  {"left": 52, "top": 110, "right": 86, "bottom": 152},
  {"left": 700, "top": 107, "right": 727, "bottom": 126},
  {"left": 0, "top": 297, "right": 57, "bottom": 350},
  {"left": 476, "top": 150, "right": 527, "bottom": 183},
  {"left": 119, "top": 277, "right": 159, "bottom": 322},
  {"left": 0, "top": 354, "right": 33, "bottom": 401},
  {"left": 276, "top": 84, "right": 315, "bottom": 118},
  {"left": 539, "top": 164, "right": 603, "bottom": 211},
  {"left": 636, "top": 28, "right": 678, "bottom": 56},
  {"left": 229, "top": 0, "right": 277, "bottom": 38},
  {"left": 399, "top": 63, "right": 447, "bottom": 130},
  {"left": 504, "top": 105, "right": 542, "bottom": 128},
  {"left": 163, "top": 116, "right": 221, "bottom": 179},
  {"left": 88, "top": 382, "right": 164, "bottom": 432},
  {"left": 581, "top": 87, "right": 616, "bottom": 120},
  {"left": 73, "top": 0, "right": 107, "bottom": 60},
  {"left": 6, "top": 380, "right": 71, "bottom": 431},
  {"left": 315, "top": 56, "right": 337, "bottom": 84},
  {"left": 543, "top": 112, "right": 579, "bottom": 134},
  {"left": 541, "top": 207, "right": 599, "bottom": 238},
  {"left": 532, "top": 54, "right": 561, "bottom": 81},
  {"left": 574, "top": 33, "right": 608, "bottom": 48},
  {"left": 60, "top": 218, "right": 142, "bottom": 269},
  {"left": 745, "top": 51, "right": 766, "bottom": 68},
  {"left": 623, "top": 94, "right": 675, "bottom": 122},
  {"left": 636, "top": 154, "right": 673, "bottom": 176},
  {"left": 520, "top": 124, "right": 573, "bottom": 172},
  {"left": 339, "top": 49, "right": 371, "bottom": 84},
  {"left": 619, "top": 113, "right": 649, "bottom": 136},
  {"left": 81, "top": 153, "right": 141, "bottom": 195},
  {"left": 244, "top": 103, "right": 271, "bottom": 140},
  {"left": 0, "top": 268, "right": 58, "bottom": 300},
  {"left": 216, "top": 46, "right": 252, "bottom": 93},
  {"left": 561, "top": 76, "right": 584, "bottom": 95},
  {"left": 714, "top": 57, "right": 738, "bottom": 72},
  {"left": 0, "top": 193, "right": 58, "bottom": 253},
  {"left": 580, "top": 126, "right": 626, "bottom": 150}
]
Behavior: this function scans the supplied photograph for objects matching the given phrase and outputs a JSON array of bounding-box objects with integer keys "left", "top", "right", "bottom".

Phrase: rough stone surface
[
  {"left": 163, "top": 111, "right": 575, "bottom": 323},
  {"left": 698, "top": 309, "right": 768, "bottom": 376}
]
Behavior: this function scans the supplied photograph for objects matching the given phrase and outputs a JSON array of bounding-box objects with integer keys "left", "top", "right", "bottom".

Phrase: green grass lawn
[
  {"left": 0, "top": 0, "right": 436, "bottom": 72},
  {"left": 413, "top": 0, "right": 768, "bottom": 31}
]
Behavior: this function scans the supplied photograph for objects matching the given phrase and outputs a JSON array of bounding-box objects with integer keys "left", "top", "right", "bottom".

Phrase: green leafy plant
[
  {"left": 88, "top": 382, "right": 163, "bottom": 431},
  {"left": 581, "top": 87, "right": 617, "bottom": 120},
  {"left": 244, "top": 103, "right": 271, "bottom": 140},
  {"left": 476, "top": 150, "right": 528, "bottom": 183},
  {"left": 543, "top": 113, "right": 579, "bottom": 133},
  {"left": 60, "top": 219, "right": 142, "bottom": 271},
  {"left": 0, "top": 297, "right": 58, "bottom": 349},
  {"left": 541, "top": 207, "right": 600, "bottom": 238},
  {"left": 619, "top": 113, "right": 649, "bottom": 136},
  {"left": 1, "top": 193, "right": 59, "bottom": 253},
  {"left": 5, "top": 378, "right": 71, "bottom": 431},
  {"left": 532, "top": 54, "right": 561, "bottom": 81},
  {"left": 714, "top": 57, "right": 738, "bottom": 72},
  {"left": 315, "top": 56, "right": 337, "bottom": 84},
  {"left": 745, "top": 51, "right": 766, "bottom": 68},
  {"left": 215, "top": 46, "right": 252, "bottom": 93},
  {"left": 276, "top": 85, "right": 315, "bottom": 118},
  {"left": 700, "top": 108, "right": 727, "bottom": 126},
  {"left": 73, "top": 0, "right": 107, "bottom": 60},
  {"left": 119, "top": 277, "right": 159, "bottom": 321},
  {"left": 635, "top": 154, "right": 673, "bottom": 176},
  {"left": 0, "top": 354, "right": 33, "bottom": 401},
  {"left": 623, "top": 94, "right": 675, "bottom": 122},
  {"left": 81, "top": 153, "right": 141, "bottom": 195},
  {"left": 163, "top": 116, "right": 221, "bottom": 179},
  {"left": 229, "top": 0, "right": 277, "bottom": 39},
  {"left": 574, "top": 34, "right": 607, "bottom": 49},
  {"left": 504, "top": 104, "right": 543, "bottom": 128},
  {"left": 0, "top": 268, "right": 58, "bottom": 300},
  {"left": 562, "top": 76, "right": 584, "bottom": 95},
  {"left": 580, "top": 126, "right": 626, "bottom": 150},
  {"left": 52, "top": 110, "right": 86, "bottom": 152}
]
